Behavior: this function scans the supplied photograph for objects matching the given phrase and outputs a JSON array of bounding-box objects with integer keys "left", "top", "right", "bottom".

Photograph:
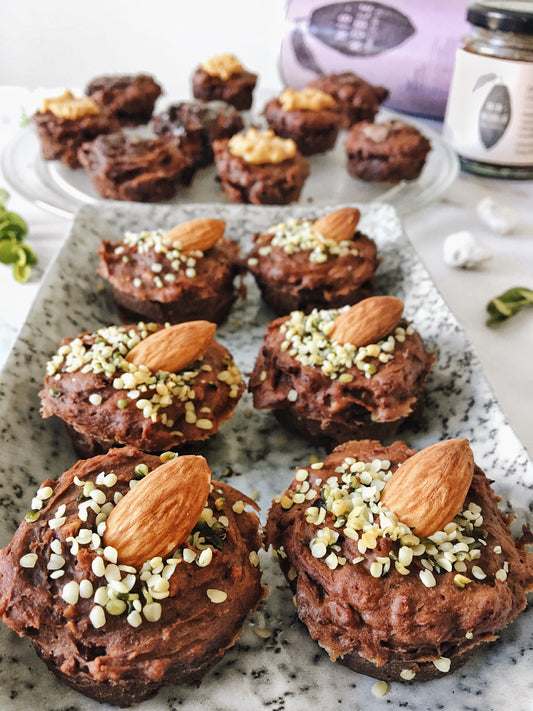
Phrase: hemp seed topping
[
  {"left": 45, "top": 323, "right": 242, "bottom": 430},
  {"left": 115, "top": 230, "right": 206, "bottom": 290},
  {"left": 20, "top": 457, "right": 241, "bottom": 631},
  {"left": 253, "top": 218, "right": 359, "bottom": 264},
  {"left": 280, "top": 455, "right": 497, "bottom": 584},
  {"left": 279, "top": 307, "right": 414, "bottom": 380}
]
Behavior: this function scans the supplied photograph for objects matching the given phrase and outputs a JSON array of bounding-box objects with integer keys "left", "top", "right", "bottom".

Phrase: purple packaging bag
[{"left": 280, "top": 0, "right": 471, "bottom": 119}]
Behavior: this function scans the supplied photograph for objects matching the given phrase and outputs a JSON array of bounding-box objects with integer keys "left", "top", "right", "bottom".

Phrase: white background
[{"left": 0, "top": 0, "right": 287, "bottom": 97}]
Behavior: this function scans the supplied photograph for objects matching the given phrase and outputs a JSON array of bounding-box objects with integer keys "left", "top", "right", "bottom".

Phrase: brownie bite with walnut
[
  {"left": 266, "top": 437, "right": 533, "bottom": 681},
  {"left": 40, "top": 321, "right": 245, "bottom": 457},
  {"left": 263, "top": 87, "right": 342, "bottom": 156},
  {"left": 345, "top": 119, "right": 431, "bottom": 184},
  {"left": 98, "top": 218, "right": 243, "bottom": 324},
  {"left": 85, "top": 73, "right": 162, "bottom": 126},
  {"left": 249, "top": 296, "right": 435, "bottom": 447},
  {"left": 77, "top": 132, "right": 191, "bottom": 202},
  {"left": 0, "top": 446, "right": 266, "bottom": 706},
  {"left": 192, "top": 53, "right": 257, "bottom": 111},
  {"left": 309, "top": 71, "right": 389, "bottom": 128},
  {"left": 213, "top": 127, "right": 310, "bottom": 205},
  {"left": 153, "top": 100, "right": 244, "bottom": 173},
  {"left": 32, "top": 90, "right": 121, "bottom": 169},
  {"left": 246, "top": 207, "right": 380, "bottom": 315}
]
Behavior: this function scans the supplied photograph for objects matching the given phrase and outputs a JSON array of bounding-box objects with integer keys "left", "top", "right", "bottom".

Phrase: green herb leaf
[
  {"left": 19, "top": 109, "right": 30, "bottom": 127},
  {"left": 486, "top": 286, "right": 533, "bottom": 327},
  {"left": 0, "top": 191, "right": 37, "bottom": 282}
]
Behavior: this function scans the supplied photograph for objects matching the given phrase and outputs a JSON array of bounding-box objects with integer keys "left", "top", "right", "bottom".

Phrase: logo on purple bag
[{"left": 306, "top": 1, "right": 415, "bottom": 57}]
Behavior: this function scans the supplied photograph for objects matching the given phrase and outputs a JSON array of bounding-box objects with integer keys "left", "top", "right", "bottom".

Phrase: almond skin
[
  {"left": 125, "top": 321, "right": 216, "bottom": 373},
  {"left": 380, "top": 439, "right": 475, "bottom": 538},
  {"left": 311, "top": 207, "right": 361, "bottom": 243},
  {"left": 165, "top": 218, "right": 226, "bottom": 252},
  {"left": 329, "top": 296, "right": 404, "bottom": 347},
  {"left": 103, "top": 455, "right": 212, "bottom": 569}
]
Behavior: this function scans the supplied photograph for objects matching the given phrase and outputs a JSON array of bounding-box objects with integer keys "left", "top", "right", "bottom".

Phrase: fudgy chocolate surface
[
  {"left": 309, "top": 72, "right": 389, "bottom": 128},
  {"left": 0, "top": 446, "right": 265, "bottom": 706},
  {"left": 40, "top": 323, "right": 245, "bottom": 456},
  {"left": 249, "top": 310, "right": 435, "bottom": 447},
  {"left": 98, "top": 233, "right": 243, "bottom": 325},
  {"left": 33, "top": 108, "right": 121, "bottom": 169},
  {"left": 85, "top": 73, "right": 162, "bottom": 126},
  {"left": 263, "top": 97, "right": 341, "bottom": 156},
  {"left": 345, "top": 119, "right": 431, "bottom": 184},
  {"left": 246, "top": 221, "right": 380, "bottom": 314},
  {"left": 153, "top": 101, "right": 244, "bottom": 171},
  {"left": 212, "top": 138, "right": 310, "bottom": 205},
  {"left": 77, "top": 132, "right": 191, "bottom": 201},
  {"left": 265, "top": 439, "right": 533, "bottom": 681},
  {"left": 192, "top": 68, "right": 257, "bottom": 110}
]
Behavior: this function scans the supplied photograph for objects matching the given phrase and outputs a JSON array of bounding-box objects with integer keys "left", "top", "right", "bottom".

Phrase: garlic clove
[
  {"left": 443, "top": 230, "right": 493, "bottom": 269},
  {"left": 476, "top": 196, "right": 519, "bottom": 235}
]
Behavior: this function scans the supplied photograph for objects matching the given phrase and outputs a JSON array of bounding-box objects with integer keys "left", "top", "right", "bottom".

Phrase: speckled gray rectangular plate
[{"left": 0, "top": 201, "right": 531, "bottom": 711}]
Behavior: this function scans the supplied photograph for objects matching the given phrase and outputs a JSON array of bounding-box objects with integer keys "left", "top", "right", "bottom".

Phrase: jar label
[{"left": 443, "top": 49, "right": 533, "bottom": 165}]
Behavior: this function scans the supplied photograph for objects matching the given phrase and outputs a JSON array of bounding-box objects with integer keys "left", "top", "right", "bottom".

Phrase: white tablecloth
[{"left": 0, "top": 86, "right": 532, "bottom": 456}]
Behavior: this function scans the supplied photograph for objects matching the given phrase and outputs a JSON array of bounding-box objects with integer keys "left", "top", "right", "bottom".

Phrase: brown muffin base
[
  {"left": 109, "top": 283, "right": 237, "bottom": 326},
  {"left": 263, "top": 99, "right": 341, "bottom": 156},
  {"left": 192, "top": 69, "right": 257, "bottom": 111},
  {"left": 273, "top": 396, "right": 424, "bottom": 450},
  {"left": 65, "top": 423, "right": 206, "bottom": 459},
  {"left": 213, "top": 139, "right": 311, "bottom": 205},
  {"left": 346, "top": 154, "right": 430, "bottom": 184},
  {"left": 77, "top": 133, "right": 190, "bottom": 202},
  {"left": 252, "top": 271, "right": 375, "bottom": 316},
  {"left": 339, "top": 645, "right": 478, "bottom": 682}
]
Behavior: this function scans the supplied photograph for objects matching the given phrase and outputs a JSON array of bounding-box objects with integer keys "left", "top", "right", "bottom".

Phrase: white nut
[
  {"left": 476, "top": 196, "right": 519, "bottom": 235},
  {"left": 443, "top": 231, "right": 492, "bottom": 269}
]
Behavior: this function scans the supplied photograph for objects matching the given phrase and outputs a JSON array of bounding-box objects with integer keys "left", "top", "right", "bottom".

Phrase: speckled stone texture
[{"left": 0, "top": 202, "right": 531, "bottom": 711}]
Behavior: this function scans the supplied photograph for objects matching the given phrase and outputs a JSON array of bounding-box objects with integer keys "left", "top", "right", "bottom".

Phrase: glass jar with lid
[{"left": 443, "top": 1, "right": 533, "bottom": 178}]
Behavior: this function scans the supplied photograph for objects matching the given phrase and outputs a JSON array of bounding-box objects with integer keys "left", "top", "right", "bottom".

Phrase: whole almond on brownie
[
  {"left": 125, "top": 320, "right": 216, "bottom": 372},
  {"left": 245, "top": 209, "right": 379, "bottom": 315},
  {"left": 266, "top": 437, "right": 533, "bottom": 682},
  {"left": 380, "top": 438, "right": 475, "bottom": 538},
  {"left": 97, "top": 218, "right": 242, "bottom": 325},
  {"left": 249, "top": 298, "right": 434, "bottom": 446},
  {"left": 104, "top": 454, "right": 212, "bottom": 568},
  {"left": 0, "top": 446, "right": 266, "bottom": 705},
  {"left": 40, "top": 321, "right": 245, "bottom": 457},
  {"left": 165, "top": 217, "right": 226, "bottom": 253},
  {"left": 329, "top": 295, "right": 404, "bottom": 347},
  {"left": 310, "top": 207, "right": 361, "bottom": 243}
]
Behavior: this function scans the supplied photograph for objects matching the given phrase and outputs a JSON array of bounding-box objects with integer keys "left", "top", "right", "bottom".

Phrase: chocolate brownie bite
[
  {"left": 85, "top": 73, "right": 162, "bottom": 126},
  {"left": 192, "top": 53, "right": 257, "bottom": 111},
  {"left": 97, "top": 218, "right": 243, "bottom": 324},
  {"left": 77, "top": 132, "right": 191, "bottom": 201},
  {"left": 153, "top": 100, "right": 244, "bottom": 172},
  {"left": 213, "top": 127, "right": 310, "bottom": 205},
  {"left": 266, "top": 438, "right": 533, "bottom": 682},
  {"left": 263, "top": 87, "right": 342, "bottom": 156},
  {"left": 246, "top": 207, "right": 380, "bottom": 315},
  {"left": 345, "top": 119, "right": 432, "bottom": 184},
  {"left": 309, "top": 71, "right": 389, "bottom": 128},
  {"left": 0, "top": 446, "right": 266, "bottom": 706},
  {"left": 40, "top": 321, "right": 245, "bottom": 457},
  {"left": 249, "top": 296, "right": 435, "bottom": 447},
  {"left": 32, "top": 90, "right": 121, "bottom": 169}
]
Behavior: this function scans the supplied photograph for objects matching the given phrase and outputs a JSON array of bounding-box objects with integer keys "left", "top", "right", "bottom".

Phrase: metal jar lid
[{"left": 467, "top": 1, "right": 533, "bottom": 34}]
